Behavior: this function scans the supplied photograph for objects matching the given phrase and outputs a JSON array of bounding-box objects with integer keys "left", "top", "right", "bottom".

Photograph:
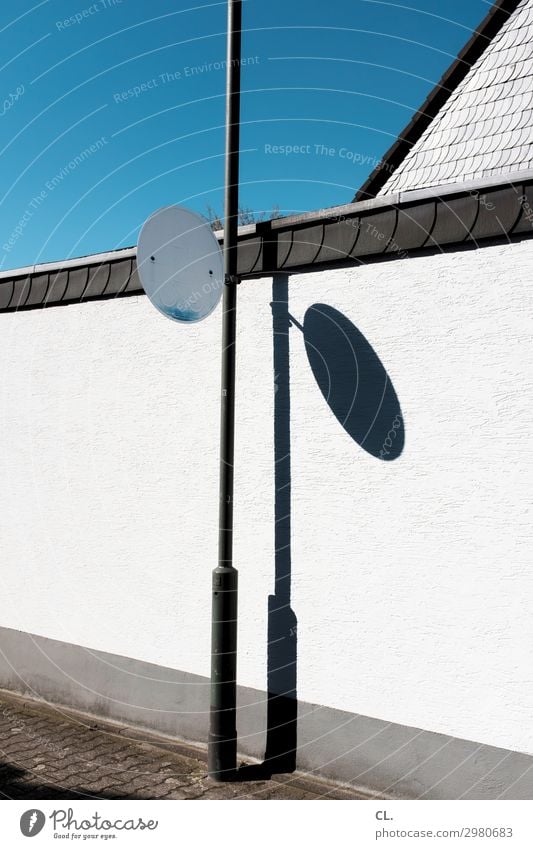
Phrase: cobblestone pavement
[{"left": 0, "top": 691, "right": 366, "bottom": 800}]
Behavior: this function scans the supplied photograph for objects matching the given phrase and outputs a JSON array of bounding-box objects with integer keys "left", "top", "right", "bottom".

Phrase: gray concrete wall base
[{"left": 0, "top": 626, "right": 530, "bottom": 799}]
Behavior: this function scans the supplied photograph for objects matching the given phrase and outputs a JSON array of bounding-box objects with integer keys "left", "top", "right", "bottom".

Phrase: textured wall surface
[{"left": 0, "top": 238, "right": 532, "bottom": 757}]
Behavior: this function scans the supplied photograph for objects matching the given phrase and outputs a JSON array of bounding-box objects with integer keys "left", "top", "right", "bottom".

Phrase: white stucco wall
[{"left": 0, "top": 238, "right": 532, "bottom": 755}]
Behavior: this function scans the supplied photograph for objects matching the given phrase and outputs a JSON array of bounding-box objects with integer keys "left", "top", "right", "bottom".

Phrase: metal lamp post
[{"left": 208, "top": 0, "right": 242, "bottom": 782}]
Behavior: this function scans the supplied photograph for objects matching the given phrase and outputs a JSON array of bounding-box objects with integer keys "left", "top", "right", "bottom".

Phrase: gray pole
[{"left": 208, "top": 0, "right": 242, "bottom": 781}]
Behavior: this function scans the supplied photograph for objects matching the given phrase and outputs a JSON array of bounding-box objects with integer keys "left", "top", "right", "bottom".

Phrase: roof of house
[
  {"left": 2, "top": 169, "right": 533, "bottom": 312},
  {"left": 2, "top": 0, "right": 533, "bottom": 308},
  {"left": 355, "top": 0, "right": 529, "bottom": 200}
]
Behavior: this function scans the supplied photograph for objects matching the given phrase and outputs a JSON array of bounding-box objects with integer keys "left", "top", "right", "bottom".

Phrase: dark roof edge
[
  {"left": 0, "top": 246, "right": 137, "bottom": 282},
  {"left": 353, "top": 0, "right": 522, "bottom": 202},
  {"left": 2, "top": 167, "right": 532, "bottom": 284},
  {"left": 1, "top": 169, "right": 533, "bottom": 312}
]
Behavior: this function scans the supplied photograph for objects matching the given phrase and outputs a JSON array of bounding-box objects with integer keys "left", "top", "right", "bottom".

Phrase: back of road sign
[{"left": 137, "top": 206, "right": 224, "bottom": 323}]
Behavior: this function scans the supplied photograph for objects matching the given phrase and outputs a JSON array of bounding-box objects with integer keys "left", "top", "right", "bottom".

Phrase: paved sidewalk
[{"left": 0, "top": 691, "right": 366, "bottom": 800}]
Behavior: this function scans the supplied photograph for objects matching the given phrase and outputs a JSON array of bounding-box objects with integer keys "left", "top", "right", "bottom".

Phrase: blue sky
[{"left": 0, "top": 0, "right": 491, "bottom": 268}]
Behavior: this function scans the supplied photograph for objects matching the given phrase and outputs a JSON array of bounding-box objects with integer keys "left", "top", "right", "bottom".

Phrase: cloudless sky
[{"left": 0, "top": 0, "right": 491, "bottom": 268}]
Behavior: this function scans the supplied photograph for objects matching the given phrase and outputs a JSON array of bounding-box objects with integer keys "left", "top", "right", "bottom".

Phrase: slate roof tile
[{"left": 377, "top": 0, "right": 533, "bottom": 194}]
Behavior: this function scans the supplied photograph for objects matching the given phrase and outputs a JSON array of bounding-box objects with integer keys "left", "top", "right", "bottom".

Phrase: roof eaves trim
[
  {"left": 1, "top": 170, "right": 533, "bottom": 312},
  {"left": 0, "top": 247, "right": 136, "bottom": 283}
]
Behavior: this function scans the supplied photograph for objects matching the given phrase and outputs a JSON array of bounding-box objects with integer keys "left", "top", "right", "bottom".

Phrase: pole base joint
[
  {"left": 208, "top": 565, "right": 238, "bottom": 781},
  {"left": 208, "top": 722, "right": 238, "bottom": 781}
]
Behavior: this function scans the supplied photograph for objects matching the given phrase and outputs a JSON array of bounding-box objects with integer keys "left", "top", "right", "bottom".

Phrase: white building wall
[{"left": 0, "top": 238, "right": 532, "bottom": 756}]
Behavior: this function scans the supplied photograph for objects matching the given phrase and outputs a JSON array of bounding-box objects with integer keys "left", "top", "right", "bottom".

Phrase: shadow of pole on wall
[
  {"left": 238, "top": 295, "right": 404, "bottom": 781},
  {"left": 262, "top": 272, "right": 298, "bottom": 774},
  {"left": 236, "top": 273, "right": 297, "bottom": 783}
]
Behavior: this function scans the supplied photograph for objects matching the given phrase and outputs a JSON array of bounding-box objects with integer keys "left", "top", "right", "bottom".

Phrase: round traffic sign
[{"left": 137, "top": 206, "right": 224, "bottom": 323}]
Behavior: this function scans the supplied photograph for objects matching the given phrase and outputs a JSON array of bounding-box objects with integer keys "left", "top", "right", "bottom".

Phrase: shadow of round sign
[
  {"left": 302, "top": 303, "right": 405, "bottom": 461},
  {"left": 137, "top": 206, "right": 224, "bottom": 323}
]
